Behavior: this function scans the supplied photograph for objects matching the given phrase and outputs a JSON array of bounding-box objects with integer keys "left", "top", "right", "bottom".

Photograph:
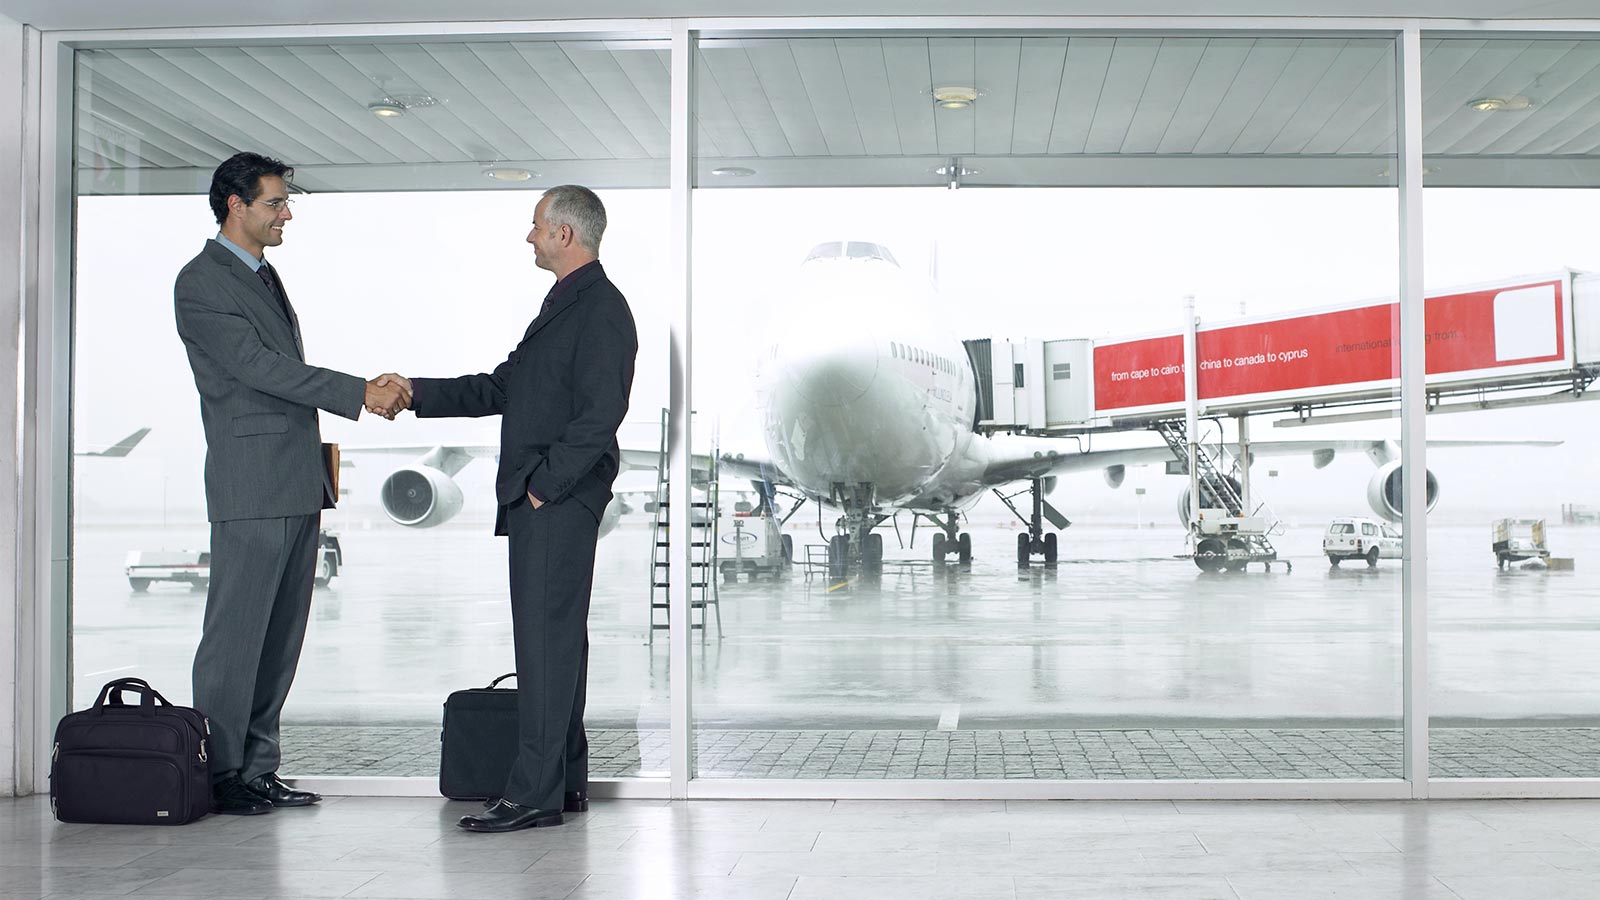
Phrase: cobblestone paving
[{"left": 282, "top": 725, "right": 1600, "bottom": 780}]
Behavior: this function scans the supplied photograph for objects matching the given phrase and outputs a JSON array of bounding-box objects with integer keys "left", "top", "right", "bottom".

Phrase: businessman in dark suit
[
  {"left": 174, "top": 152, "right": 410, "bottom": 815},
  {"left": 395, "top": 185, "right": 638, "bottom": 832}
]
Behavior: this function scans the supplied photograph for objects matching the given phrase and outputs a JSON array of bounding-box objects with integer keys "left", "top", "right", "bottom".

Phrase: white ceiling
[
  {"left": 72, "top": 34, "right": 1600, "bottom": 194},
  {"left": 5, "top": 0, "right": 1600, "bottom": 31}
]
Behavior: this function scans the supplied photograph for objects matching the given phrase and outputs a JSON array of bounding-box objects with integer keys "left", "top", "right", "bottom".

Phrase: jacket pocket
[{"left": 231, "top": 412, "right": 288, "bottom": 437}]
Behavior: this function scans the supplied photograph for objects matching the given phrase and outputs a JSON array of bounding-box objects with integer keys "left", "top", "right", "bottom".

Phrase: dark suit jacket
[
  {"left": 411, "top": 263, "right": 639, "bottom": 535},
  {"left": 174, "top": 240, "right": 365, "bottom": 522}
]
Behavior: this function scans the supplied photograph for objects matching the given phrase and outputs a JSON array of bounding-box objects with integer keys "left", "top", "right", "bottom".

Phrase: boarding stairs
[
  {"left": 648, "top": 409, "right": 722, "bottom": 644},
  {"left": 1156, "top": 419, "right": 1285, "bottom": 572}
]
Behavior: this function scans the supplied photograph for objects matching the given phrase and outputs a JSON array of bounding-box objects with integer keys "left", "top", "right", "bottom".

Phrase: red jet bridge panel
[{"left": 1093, "top": 275, "right": 1571, "bottom": 416}]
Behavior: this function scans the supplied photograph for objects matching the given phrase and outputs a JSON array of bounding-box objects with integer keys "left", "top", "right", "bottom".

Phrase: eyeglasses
[{"left": 250, "top": 198, "right": 294, "bottom": 211}]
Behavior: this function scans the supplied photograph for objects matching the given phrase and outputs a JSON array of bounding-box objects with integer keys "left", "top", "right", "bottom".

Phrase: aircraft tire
[
  {"left": 828, "top": 535, "right": 849, "bottom": 579},
  {"left": 781, "top": 534, "right": 794, "bottom": 566},
  {"left": 1366, "top": 547, "right": 1380, "bottom": 569},
  {"left": 863, "top": 533, "right": 884, "bottom": 577},
  {"left": 932, "top": 533, "right": 947, "bottom": 562},
  {"left": 958, "top": 532, "right": 972, "bottom": 564},
  {"left": 1329, "top": 555, "right": 1341, "bottom": 567},
  {"left": 1043, "top": 533, "right": 1058, "bottom": 566},
  {"left": 1017, "top": 533, "right": 1030, "bottom": 567}
]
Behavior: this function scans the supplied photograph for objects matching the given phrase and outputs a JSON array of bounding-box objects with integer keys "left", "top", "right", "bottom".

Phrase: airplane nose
[{"left": 780, "top": 341, "right": 878, "bottom": 407}]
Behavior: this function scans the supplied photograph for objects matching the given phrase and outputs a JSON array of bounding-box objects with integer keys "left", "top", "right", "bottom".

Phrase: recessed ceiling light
[
  {"left": 932, "top": 86, "right": 980, "bottom": 110},
  {"left": 482, "top": 166, "right": 535, "bottom": 182},
  {"left": 367, "top": 92, "right": 441, "bottom": 120},
  {"left": 1468, "top": 95, "right": 1533, "bottom": 112},
  {"left": 711, "top": 166, "right": 756, "bottom": 177}
]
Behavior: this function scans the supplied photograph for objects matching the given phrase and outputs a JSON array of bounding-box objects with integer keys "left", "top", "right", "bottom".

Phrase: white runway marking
[{"left": 938, "top": 705, "right": 961, "bottom": 730}]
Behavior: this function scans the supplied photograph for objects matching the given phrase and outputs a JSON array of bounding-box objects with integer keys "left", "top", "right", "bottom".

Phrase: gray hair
[{"left": 541, "top": 184, "right": 606, "bottom": 253}]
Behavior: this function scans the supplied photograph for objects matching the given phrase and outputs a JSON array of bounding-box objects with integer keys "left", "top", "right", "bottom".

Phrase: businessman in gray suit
[{"left": 174, "top": 152, "right": 410, "bottom": 816}]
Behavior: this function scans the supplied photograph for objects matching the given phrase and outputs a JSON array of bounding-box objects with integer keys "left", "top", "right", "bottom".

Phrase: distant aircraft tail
[{"left": 78, "top": 427, "right": 151, "bottom": 458}]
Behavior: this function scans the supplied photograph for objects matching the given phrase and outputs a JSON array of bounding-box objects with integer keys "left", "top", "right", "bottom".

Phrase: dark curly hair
[{"left": 208, "top": 152, "right": 294, "bottom": 226}]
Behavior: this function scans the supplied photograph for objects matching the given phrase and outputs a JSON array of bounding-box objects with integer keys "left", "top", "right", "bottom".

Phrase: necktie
[{"left": 256, "top": 262, "right": 292, "bottom": 321}]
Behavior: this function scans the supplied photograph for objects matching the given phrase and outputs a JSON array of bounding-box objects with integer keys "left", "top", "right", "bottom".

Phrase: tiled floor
[
  {"left": 6, "top": 794, "right": 1600, "bottom": 899},
  {"left": 281, "top": 725, "right": 1600, "bottom": 780}
]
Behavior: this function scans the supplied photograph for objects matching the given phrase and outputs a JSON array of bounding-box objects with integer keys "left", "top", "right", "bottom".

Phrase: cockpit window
[{"left": 805, "top": 241, "right": 899, "bottom": 267}]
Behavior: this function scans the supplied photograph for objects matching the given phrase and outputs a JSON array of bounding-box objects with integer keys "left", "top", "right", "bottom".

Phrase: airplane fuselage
[{"left": 755, "top": 242, "right": 991, "bottom": 511}]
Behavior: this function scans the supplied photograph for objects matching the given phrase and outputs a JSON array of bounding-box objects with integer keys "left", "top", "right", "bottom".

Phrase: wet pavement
[{"left": 71, "top": 515, "right": 1600, "bottom": 780}]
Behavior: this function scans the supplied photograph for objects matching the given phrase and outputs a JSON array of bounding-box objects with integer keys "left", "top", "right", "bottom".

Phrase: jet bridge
[
  {"left": 979, "top": 269, "right": 1600, "bottom": 434},
  {"left": 973, "top": 269, "right": 1600, "bottom": 570}
]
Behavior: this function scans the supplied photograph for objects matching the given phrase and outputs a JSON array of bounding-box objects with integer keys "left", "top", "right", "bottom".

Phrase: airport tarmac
[{"left": 71, "top": 515, "right": 1600, "bottom": 780}]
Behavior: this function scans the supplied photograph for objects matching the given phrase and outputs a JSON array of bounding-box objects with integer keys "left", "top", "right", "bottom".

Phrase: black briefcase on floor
[
  {"left": 51, "top": 677, "right": 211, "bottom": 825},
  {"left": 439, "top": 672, "right": 519, "bottom": 800}
]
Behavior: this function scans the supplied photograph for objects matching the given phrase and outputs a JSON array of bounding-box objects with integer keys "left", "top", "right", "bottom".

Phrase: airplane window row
[{"left": 890, "top": 342, "right": 957, "bottom": 375}]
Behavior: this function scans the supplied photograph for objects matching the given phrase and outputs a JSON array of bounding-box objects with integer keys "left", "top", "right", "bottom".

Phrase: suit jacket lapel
[
  {"left": 520, "top": 265, "right": 603, "bottom": 344},
  {"left": 203, "top": 240, "right": 303, "bottom": 360}
]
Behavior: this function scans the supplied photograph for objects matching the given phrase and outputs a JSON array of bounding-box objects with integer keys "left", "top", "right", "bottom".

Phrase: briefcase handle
[
  {"left": 485, "top": 673, "right": 518, "bottom": 689},
  {"left": 92, "top": 677, "right": 173, "bottom": 715}
]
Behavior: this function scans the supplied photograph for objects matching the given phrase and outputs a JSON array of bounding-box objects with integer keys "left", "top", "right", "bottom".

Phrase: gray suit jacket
[{"left": 174, "top": 239, "right": 365, "bottom": 522}]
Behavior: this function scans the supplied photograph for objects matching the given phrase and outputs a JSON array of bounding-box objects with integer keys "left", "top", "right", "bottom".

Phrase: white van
[{"left": 1323, "top": 517, "right": 1402, "bottom": 567}]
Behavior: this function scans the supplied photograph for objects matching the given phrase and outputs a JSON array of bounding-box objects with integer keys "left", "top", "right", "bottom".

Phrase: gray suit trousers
[
  {"left": 192, "top": 513, "right": 321, "bottom": 784},
  {"left": 501, "top": 497, "right": 599, "bottom": 811}
]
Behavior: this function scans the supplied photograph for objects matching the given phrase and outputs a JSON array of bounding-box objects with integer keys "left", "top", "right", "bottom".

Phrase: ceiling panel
[
  {"left": 1121, "top": 38, "right": 1207, "bottom": 154},
  {"left": 72, "top": 35, "right": 1600, "bottom": 195},
  {"left": 788, "top": 40, "right": 866, "bottom": 157},
  {"left": 834, "top": 39, "right": 902, "bottom": 156},
  {"left": 743, "top": 39, "right": 831, "bottom": 158}
]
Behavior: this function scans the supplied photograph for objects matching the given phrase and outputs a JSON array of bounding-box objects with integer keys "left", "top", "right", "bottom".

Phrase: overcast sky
[{"left": 73, "top": 185, "right": 1600, "bottom": 528}]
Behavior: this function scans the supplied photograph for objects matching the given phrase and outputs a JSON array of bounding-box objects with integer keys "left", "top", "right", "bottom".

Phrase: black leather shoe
[
  {"left": 212, "top": 775, "right": 273, "bottom": 816},
  {"left": 458, "top": 799, "right": 563, "bottom": 832},
  {"left": 482, "top": 791, "right": 587, "bottom": 813},
  {"left": 246, "top": 773, "right": 321, "bottom": 807}
]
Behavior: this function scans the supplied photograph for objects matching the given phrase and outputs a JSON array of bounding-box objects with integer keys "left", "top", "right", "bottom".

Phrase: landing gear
[
  {"left": 827, "top": 534, "right": 849, "bottom": 579},
  {"left": 862, "top": 532, "right": 884, "bottom": 578},
  {"left": 821, "top": 481, "right": 889, "bottom": 582},
  {"left": 929, "top": 511, "right": 971, "bottom": 565},
  {"left": 995, "top": 477, "right": 1069, "bottom": 569}
]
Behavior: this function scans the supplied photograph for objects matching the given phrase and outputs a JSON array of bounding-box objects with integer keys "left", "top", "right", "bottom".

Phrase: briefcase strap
[{"left": 485, "top": 673, "right": 518, "bottom": 689}]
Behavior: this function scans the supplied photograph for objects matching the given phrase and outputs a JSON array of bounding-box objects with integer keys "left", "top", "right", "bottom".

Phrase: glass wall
[
  {"left": 63, "top": 23, "right": 1600, "bottom": 794},
  {"left": 689, "top": 34, "right": 1408, "bottom": 780},
  {"left": 1421, "top": 36, "right": 1600, "bottom": 779},
  {"left": 69, "top": 38, "right": 671, "bottom": 778}
]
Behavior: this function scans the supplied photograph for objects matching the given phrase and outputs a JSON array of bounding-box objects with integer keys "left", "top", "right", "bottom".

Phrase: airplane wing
[
  {"left": 76, "top": 427, "right": 151, "bottom": 457},
  {"left": 979, "top": 434, "right": 1562, "bottom": 486}
]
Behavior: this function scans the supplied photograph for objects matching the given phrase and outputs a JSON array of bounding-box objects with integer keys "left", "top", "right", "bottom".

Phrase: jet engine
[
  {"left": 380, "top": 466, "right": 464, "bottom": 527},
  {"left": 1175, "top": 474, "right": 1242, "bottom": 525},
  {"left": 1365, "top": 461, "right": 1438, "bottom": 522}
]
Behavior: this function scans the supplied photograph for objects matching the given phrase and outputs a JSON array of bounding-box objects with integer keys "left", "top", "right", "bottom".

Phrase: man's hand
[
  {"left": 365, "top": 374, "right": 412, "bottom": 419},
  {"left": 527, "top": 491, "right": 544, "bottom": 510}
]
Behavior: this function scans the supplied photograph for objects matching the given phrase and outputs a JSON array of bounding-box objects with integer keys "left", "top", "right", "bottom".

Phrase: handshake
[{"left": 364, "top": 373, "right": 412, "bottom": 420}]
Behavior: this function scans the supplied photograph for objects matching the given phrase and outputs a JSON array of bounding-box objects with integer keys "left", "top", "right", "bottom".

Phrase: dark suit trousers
[
  {"left": 192, "top": 513, "right": 320, "bottom": 784},
  {"left": 501, "top": 497, "right": 599, "bottom": 810}
]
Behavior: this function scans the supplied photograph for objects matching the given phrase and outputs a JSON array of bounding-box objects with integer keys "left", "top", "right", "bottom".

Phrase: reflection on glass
[{"left": 1421, "top": 34, "right": 1600, "bottom": 779}]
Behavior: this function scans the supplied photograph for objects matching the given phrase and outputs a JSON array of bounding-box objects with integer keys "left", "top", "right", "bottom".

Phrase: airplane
[
  {"left": 350, "top": 241, "right": 1553, "bottom": 576},
  {"left": 76, "top": 427, "right": 151, "bottom": 458}
]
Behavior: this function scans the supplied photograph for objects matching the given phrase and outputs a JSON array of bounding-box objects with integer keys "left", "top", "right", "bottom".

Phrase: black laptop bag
[
  {"left": 439, "top": 672, "right": 519, "bottom": 800},
  {"left": 51, "top": 677, "right": 211, "bottom": 825}
]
